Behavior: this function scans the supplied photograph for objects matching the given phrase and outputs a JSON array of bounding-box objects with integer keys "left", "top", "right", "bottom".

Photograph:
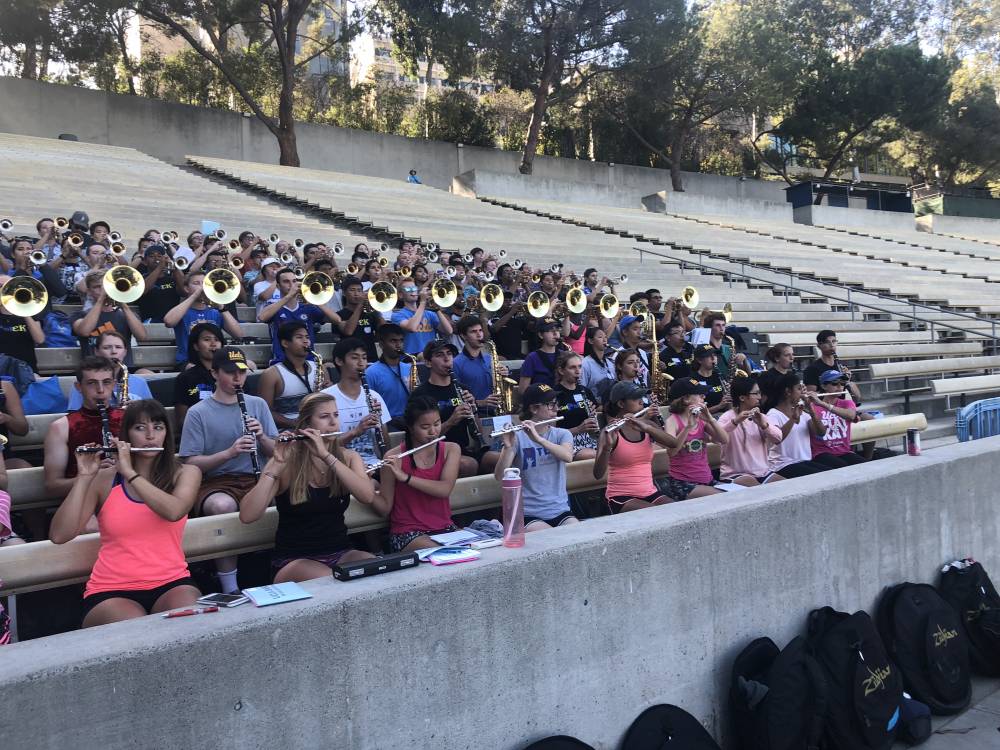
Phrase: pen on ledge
[{"left": 162, "top": 606, "right": 220, "bottom": 618}]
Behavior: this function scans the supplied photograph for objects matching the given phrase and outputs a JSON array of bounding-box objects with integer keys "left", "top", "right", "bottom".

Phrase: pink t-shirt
[
  {"left": 668, "top": 414, "right": 713, "bottom": 484},
  {"left": 810, "top": 399, "right": 855, "bottom": 456},
  {"left": 567, "top": 323, "right": 587, "bottom": 356},
  {"left": 605, "top": 431, "right": 657, "bottom": 498},
  {"left": 389, "top": 440, "right": 454, "bottom": 534},
  {"left": 718, "top": 411, "right": 783, "bottom": 479}
]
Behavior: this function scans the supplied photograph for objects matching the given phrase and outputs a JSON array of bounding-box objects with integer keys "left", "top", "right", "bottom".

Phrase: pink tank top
[
  {"left": 390, "top": 441, "right": 454, "bottom": 534},
  {"left": 605, "top": 430, "right": 657, "bottom": 498},
  {"left": 668, "top": 414, "right": 713, "bottom": 484},
  {"left": 568, "top": 323, "right": 586, "bottom": 355},
  {"left": 85, "top": 479, "right": 189, "bottom": 597}
]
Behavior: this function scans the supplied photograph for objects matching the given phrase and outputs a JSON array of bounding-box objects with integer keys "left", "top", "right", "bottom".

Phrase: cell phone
[{"left": 196, "top": 593, "right": 249, "bottom": 608}]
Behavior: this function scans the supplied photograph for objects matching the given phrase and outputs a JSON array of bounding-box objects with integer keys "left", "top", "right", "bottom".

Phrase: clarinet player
[
  {"left": 321, "top": 338, "right": 391, "bottom": 469},
  {"left": 178, "top": 348, "right": 278, "bottom": 593}
]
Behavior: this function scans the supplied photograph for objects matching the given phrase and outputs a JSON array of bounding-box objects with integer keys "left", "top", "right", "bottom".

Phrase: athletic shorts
[
  {"left": 389, "top": 524, "right": 459, "bottom": 553},
  {"left": 524, "top": 511, "right": 577, "bottom": 527},
  {"left": 571, "top": 433, "right": 598, "bottom": 454},
  {"left": 81, "top": 576, "right": 198, "bottom": 620},
  {"left": 271, "top": 548, "right": 354, "bottom": 575},
  {"left": 663, "top": 477, "right": 716, "bottom": 502},
  {"left": 607, "top": 490, "right": 672, "bottom": 514},
  {"left": 195, "top": 473, "right": 259, "bottom": 515}
]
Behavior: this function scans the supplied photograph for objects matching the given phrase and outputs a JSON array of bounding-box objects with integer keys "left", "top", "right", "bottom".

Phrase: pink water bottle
[{"left": 502, "top": 467, "right": 525, "bottom": 547}]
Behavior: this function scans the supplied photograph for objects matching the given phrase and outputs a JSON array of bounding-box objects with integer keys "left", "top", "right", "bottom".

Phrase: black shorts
[
  {"left": 81, "top": 576, "right": 198, "bottom": 620},
  {"left": 524, "top": 511, "right": 577, "bottom": 527},
  {"left": 607, "top": 491, "right": 672, "bottom": 514},
  {"left": 461, "top": 444, "right": 490, "bottom": 460}
]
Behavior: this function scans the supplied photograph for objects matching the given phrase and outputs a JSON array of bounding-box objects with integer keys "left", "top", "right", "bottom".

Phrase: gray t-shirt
[
  {"left": 179, "top": 394, "right": 278, "bottom": 477},
  {"left": 513, "top": 426, "right": 573, "bottom": 520}
]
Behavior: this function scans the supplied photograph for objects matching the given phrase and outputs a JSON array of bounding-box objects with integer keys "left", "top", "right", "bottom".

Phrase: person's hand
[
  {"left": 579, "top": 417, "right": 599, "bottom": 433},
  {"left": 244, "top": 416, "right": 264, "bottom": 437},
  {"left": 481, "top": 394, "right": 501, "bottom": 410},
  {"left": 839, "top": 364, "right": 852, "bottom": 381},
  {"left": 450, "top": 402, "right": 474, "bottom": 424},
  {"left": 273, "top": 433, "right": 295, "bottom": 463},
  {"left": 461, "top": 388, "right": 476, "bottom": 407},
  {"left": 354, "top": 412, "right": 381, "bottom": 436},
  {"left": 500, "top": 429, "right": 516, "bottom": 450},
  {"left": 737, "top": 408, "right": 755, "bottom": 424},
  {"left": 300, "top": 427, "right": 330, "bottom": 460},
  {"left": 719, "top": 393, "right": 732, "bottom": 409},
  {"left": 521, "top": 419, "right": 543, "bottom": 442},
  {"left": 686, "top": 409, "right": 700, "bottom": 430},
  {"left": 418, "top": 286, "right": 430, "bottom": 304},
  {"left": 230, "top": 433, "right": 257, "bottom": 457},
  {"left": 751, "top": 408, "right": 768, "bottom": 428},
  {"left": 382, "top": 453, "right": 407, "bottom": 482},
  {"left": 113, "top": 439, "right": 134, "bottom": 476},
  {"left": 76, "top": 444, "right": 103, "bottom": 476}
]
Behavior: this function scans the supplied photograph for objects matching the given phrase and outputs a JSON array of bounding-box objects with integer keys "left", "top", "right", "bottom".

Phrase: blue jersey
[
  {"left": 453, "top": 349, "right": 493, "bottom": 401},
  {"left": 365, "top": 360, "right": 413, "bottom": 419},
  {"left": 268, "top": 303, "right": 327, "bottom": 362},
  {"left": 391, "top": 308, "right": 441, "bottom": 355},
  {"left": 173, "top": 307, "right": 223, "bottom": 363}
]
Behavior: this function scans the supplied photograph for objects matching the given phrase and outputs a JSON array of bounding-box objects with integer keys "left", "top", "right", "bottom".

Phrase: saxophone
[
  {"left": 117, "top": 362, "right": 130, "bottom": 406},
  {"left": 486, "top": 340, "right": 515, "bottom": 415},
  {"left": 646, "top": 322, "right": 667, "bottom": 427},
  {"left": 309, "top": 349, "right": 324, "bottom": 391},
  {"left": 405, "top": 353, "right": 420, "bottom": 391},
  {"left": 359, "top": 368, "right": 388, "bottom": 457}
]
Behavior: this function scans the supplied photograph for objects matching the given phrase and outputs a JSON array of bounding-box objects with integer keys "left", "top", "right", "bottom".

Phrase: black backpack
[
  {"left": 730, "top": 636, "right": 827, "bottom": 750},
  {"left": 876, "top": 582, "right": 971, "bottom": 715},
  {"left": 938, "top": 559, "right": 1000, "bottom": 676},
  {"left": 806, "top": 607, "right": 902, "bottom": 750},
  {"left": 522, "top": 737, "right": 595, "bottom": 750},
  {"left": 620, "top": 705, "right": 722, "bottom": 750}
]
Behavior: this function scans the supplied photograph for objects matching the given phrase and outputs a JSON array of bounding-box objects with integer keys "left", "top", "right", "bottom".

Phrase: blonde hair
[{"left": 285, "top": 393, "right": 344, "bottom": 506}]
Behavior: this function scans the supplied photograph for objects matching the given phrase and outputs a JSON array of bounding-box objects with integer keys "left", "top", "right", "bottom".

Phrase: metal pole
[{"left": 848, "top": 288, "right": 854, "bottom": 321}]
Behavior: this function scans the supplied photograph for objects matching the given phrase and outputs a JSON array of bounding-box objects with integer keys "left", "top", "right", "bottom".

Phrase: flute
[
  {"left": 490, "top": 417, "right": 563, "bottom": 438},
  {"left": 276, "top": 431, "right": 343, "bottom": 443},
  {"left": 76, "top": 446, "right": 164, "bottom": 454},
  {"left": 365, "top": 436, "right": 445, "bottom": 474},
  {"left": 605, "top": 406, "right": 650, "bottom": 433}
]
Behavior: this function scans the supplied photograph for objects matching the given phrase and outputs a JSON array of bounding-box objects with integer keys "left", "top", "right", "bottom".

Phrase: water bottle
[{"left": 501, "top": 467, "right": 525, "bottom": 548}]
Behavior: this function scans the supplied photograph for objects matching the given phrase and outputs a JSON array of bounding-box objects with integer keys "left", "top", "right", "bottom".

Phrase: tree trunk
[
  {"left": 519, "top": 30, "right": 560, "bottom": 175},
  {"left": 424, "top": 55, "right": 434, "bottom": 138},
  {"left": 277, "top": 70, "right": 300, "bottom": 167},
  {"left": 116, "top": 25, "right": 138, "bottom": 96},
  {"left": 276, "top": 126, "right": 299, "bottom": 167},
  {"left": 669, "top": 132, "right": 686, "bottom": 191},
  {"left": 21, "top": 45, "right": 37, "bottom": 79}
]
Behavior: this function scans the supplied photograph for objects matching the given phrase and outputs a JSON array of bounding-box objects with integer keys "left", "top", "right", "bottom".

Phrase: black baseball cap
[
  {"left": 211, "top": 347, "right": 249, "bottom": 372},
  {"left": 423, "top": 339, "right": 459, "bottom": 360},
  {"left": 669, "top": 378, "right": 709, "bottom": 400},
  {"left": 536, "top": 318, "right": 560, "bottom": 333},
  {"left": 523, "top": 383, "right": 558, "bottom": 406},
  {"left": 608, "top": 381, "right": 647, "bottom": 404},
  {"left": 692, "top": 344, "right": 718, "bottom": 360}
]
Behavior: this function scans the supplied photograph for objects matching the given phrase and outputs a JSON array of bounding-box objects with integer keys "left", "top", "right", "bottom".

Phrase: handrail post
[{"left": 848, "top": 288, "right": 854, "bottom": 321}]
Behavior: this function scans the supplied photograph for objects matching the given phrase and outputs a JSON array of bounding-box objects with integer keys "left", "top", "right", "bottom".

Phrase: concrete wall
[
  {"left": 794, "top": 203, "right": 917, "bottom": 231},
  {"left": 917, "top": 213, "right": 1000, "bottom": 241},
  {"left": 4, "top": 439, "right": 999, "bottom": 750},
  {"left": 0, "top": 76, "right": 786, "bottom": 205},
  {"left": 641, "top": 190, "right": 794, "bottom": 221}
]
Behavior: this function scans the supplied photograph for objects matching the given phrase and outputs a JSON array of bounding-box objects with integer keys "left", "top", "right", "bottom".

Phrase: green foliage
[
  {"left": 480, "top": 89, "right": 532, "bottom": 151},
  {"left": 403, "top": 89, "right": 494, "bottom": 146}
]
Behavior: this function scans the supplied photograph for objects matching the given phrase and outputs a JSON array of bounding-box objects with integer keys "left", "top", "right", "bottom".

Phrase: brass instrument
[
  {"left": 597, "top": 294, "right": 618, "bottom": 319},
  {"left": 309, "top": 349, "right": 325, "bottom": 391},
  {"left": 549, "top": 263, "right": 562, "bottom": 273},
  {"left": 280, "top": 251, "right": 296, "bottom": 265},
  {"left": 526, "top": 291, "right": 551, "bottom": 318},
  {"left": 530, "top": 272, "right": 542, "bottom": 284},
  {"left": 110, "top": 241, "right": 127, "bottom": 257},
  {"left": 269, "top": 233, "right": 281, "bottom": 243},
  {"left": 230, "top": 255, "right": 245, "bottom": 270},
  {"left": 513, "top": 259, "right": 524, "bottom": 270},
  {"left": 1, "top": 276, "right": 48, "bottom": 317},
  {"left": 379, "top": 243, "right": 389, "bottom": 254},
  {"left": 360, "top": 368, "right": 388, "bottom": 457},
  {"left": 214, "top": 229, "right": 228, "bottom": 240},
  {"left": 103, "top": 266, "right": 145, "bottom": 304},
  {"left": 431, "top": 279, "right": 458, "bottom": 309},
  {"left": 486, "top": 340, "right": 515, "bottom": 415},
  {"left": 293, "top": 238, "right": 305, "bottom": 249},
  {"left": 427, "top": 250, "right": 439, "bottom": 264},
  {"left": 173, "top": 255, "right": 189, "bottom": 271},
  {"left": 628, "top": 300, "right": 649, "bottom": 319},
  {"left": 203, "top": 268, "right": 241, "bottom": 305},
  {"left": 377, "top": 256, "right": 390, "bottom": 269},
  {"left": 565, "top": 287, "right": 587, "bottom": 315},
  {"left": 398, "top": 265, "right": 412, "bottom": 278},
  {"left": 67, "top": 232, "right": 84, "bottom": 249},
  {"left": 681, "top": 286, "right": 699, "bottom": 309},
  {"left": 228, "top": 239, "right": 240, "bottom": 250},
  {"left": 301, "top": 271, "right": 334, "bottom": 306},
  {"left": 497, "top": 249, "right": 507, "bottom": 259},
  {"left": 118, "top": 362, "right": 130, "bottom": 406},
  {"left": 29, "top": 249, "right": 47, "bottom": 266},
  {"left": 406, "top": 353, "right": 420, "bottom": 391},
  {"left": 723, "top": 302, "right": 734, "bottom": 323},
  {"left": 479, "top": 284, "right": 504, "bottom": 312},
  {"left": 55, "top": 217, "right": 70, "bottom": 230},
  {"left": 462, "top": 253, "right": 474, "bottom": 264},
  {"left": 293, "top": 267, "right": 305, "bottom": 280},
  {"left": 367, "top": 281, "right": 398, "bottom": 312},
  {"left": 0, "top": 219, "right": 13, "bottom": 231},
  {"left": 234, "top": 386, "right": 261, "bottom": 479},
  {"left": 333, "top": 243, "right": 344, "bottom": 255},
  {"left": 445, "top": 266, "right": 458, "bottom": 279}
]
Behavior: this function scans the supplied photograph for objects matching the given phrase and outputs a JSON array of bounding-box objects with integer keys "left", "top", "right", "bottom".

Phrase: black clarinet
[
  {"left": 359, "top": 369, "right": 388, "bottom": 458},
  {"left": 97, "top": 399, "right": 114, "bottom": 452},
  {"left": 449, "top": 371, "right": 484, "bottom": 448},
  {"left": 234, "top": 386, "right": 261, "bottom": 479}
]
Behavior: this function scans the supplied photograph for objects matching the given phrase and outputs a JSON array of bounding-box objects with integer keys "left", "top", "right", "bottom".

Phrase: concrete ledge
[
  {"left": 641, "top": 190, "right": 793, "bottom": 221},
  {"left": 917, "top": 213, "right": 1000, "bottom": 240},
  {"left": 793, "top": 203, "right": 916, "bottom": 231},
  {"left": 3, "top": 438, "right": 997, "bottom": 748}
]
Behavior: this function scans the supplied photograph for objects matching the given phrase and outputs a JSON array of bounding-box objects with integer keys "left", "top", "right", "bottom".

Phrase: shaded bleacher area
[{"left": 0, "top": 133, "right": 994, "bottom": 640}]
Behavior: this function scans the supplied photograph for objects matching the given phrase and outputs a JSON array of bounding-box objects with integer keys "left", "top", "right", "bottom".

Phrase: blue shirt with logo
[
  {"left": 268, "top": 303, "right": 327, "bottom": 362},
  {"left": 173, "top": 307, "right": 223, "bottom": 363}
]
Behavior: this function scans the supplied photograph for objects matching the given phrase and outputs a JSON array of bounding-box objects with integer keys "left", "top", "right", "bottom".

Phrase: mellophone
[
  {"left": 365, "top": 437, "right": 445, "bottom": 474},
  {"left": 490, "top": 417, "right": 563, "bottom": 438}
]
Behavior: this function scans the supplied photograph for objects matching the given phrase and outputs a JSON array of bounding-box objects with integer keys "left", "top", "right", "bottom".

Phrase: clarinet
[
  {"left": 234, "top": 386, "right": 261, "bottom": 479},
  {"left": 97, "top": 399, "right": 114, "bottom": 452},
  {"left": 359, "top": 369, "right": 388, "bottom": 458},
  {"left": 449, "top": 370, "right": 484, "bottom": 447}
]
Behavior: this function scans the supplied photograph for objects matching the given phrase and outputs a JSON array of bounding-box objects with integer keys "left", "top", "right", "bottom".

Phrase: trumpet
[
  {"left": 293, "top": 238, "right": 305, "bottom": 249},
  {"left": 513, "top": 259, "right": 524, "bottom": 270},
  {"left": 276, "top": 431, "right": 342, "bottom": 443},
  {"left": 280, "top": 251, "right": 296, "bottom": 265},
  {"left": 0, "top": 219, "right": 13, "bottom": 231},
  {"left": 398, "top": 265, "right": 412, "bottom": 278},
  {"left": 379, "top": 243, "right": 389, "bottom": 254},
  {"left": 333, "top": 242, "right": 344, "bottom": 255},
  {"left": 0, "top": 276, "right": 48, "bottom": 317},
  {"left": 463, "top": 253, "right": 474, "bottom": 264},
  {"left": 445, "top": 266, "right": 458, "bottom": 278},
  {"left": 103, "top": 266, "right": 145, "bottom": 304},
  {"left": 109, "top": 231, "right": 122, "bottom": 243},
  {"left": 550, "top": 263, "right": 562, "bottom": 273},
  {"left": 605, "top": 407, "right": 651, "bottom": 433},
  {"left": 490, "top": 417, "right": 562, "bottom": 438},
  {"left": 55, "top": 217, "right": 70, "bottom": 230},
  {"left": 173, "top": 255, "right": 189, "bottom": 271},
  {"left": 67, "top": 232, "right": 84, "bottom": 249},
  {"left": 214, "top": 229, "right": 227, "bottom": 240},
  {"left": 427, "top": 250, "right": 439, "bottom": 263},
  {"left": 269, "top": 233, "right": 281, "bottom": 243},
  {"left": 365, "top": 436, "right": 445, "bottom": 474},
  {"left": 29, "top": 249, "right": 47, "bottom": 266},
  {"left": 498, "top": 249, "right": 507, "bottom": 259},
  {"left": 230, "top": 255, "right": 245, "bottom": 270},
  {"left": 110, "top": 241, "right": 127, "bottom": 256},
  {"left": 228, "top": 239, "right": 240, "bottom": 250},
  {"left": 293, "top": 267, "right": 305, "bottom": 280},
  {"left": 377, "top": 256, "right": 389, "bottom": 268}
]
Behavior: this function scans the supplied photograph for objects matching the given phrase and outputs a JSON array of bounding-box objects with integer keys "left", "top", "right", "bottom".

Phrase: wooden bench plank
[
  {"left": 931, "top": 375, "right": 1000, "bottom": 397},
  {"left": 870, "top": 355, "right": 1000, "bottom": 379}
]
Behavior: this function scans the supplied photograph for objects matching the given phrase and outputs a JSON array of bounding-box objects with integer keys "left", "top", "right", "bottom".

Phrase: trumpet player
[
  {"left": 392, "top": 277, "right": 453, "bottom": 356},
  {"left": 258, "top": 322, "right": 328, "bottom": 429},
  {"left": 70, "top": 270, "right": 148, "bottom": 364},
  {"left": 253, "top": 257, "right": 283, "bottom": 318},
  {"left": 336, "top": 275, "right": 383, "bottom": 362},
  {"left": 163, "top": 269, "right": 243, "bottom": 368},
  {"left": 0, "top": 279, "right": 46, "bottom": 372},
  {"left": 89, "top": 220, "right": 111, "bottom": 248},
  {"left": 259, "top": 267, "right": 342, "bottom": 364},
  {"left": 136, "top": 244, "right": 183, "bottom": 324},
  {"left": 8, "top": 237, "right": 67, "bottom": 309}
]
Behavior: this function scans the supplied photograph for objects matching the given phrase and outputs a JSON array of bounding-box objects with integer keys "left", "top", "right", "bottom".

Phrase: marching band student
[
  {"left": 518, "top": 318, "right": 564, "bottom": 392},
  {"left": 365, "top": 323, "right": 414, "bottom": 428},
  {"left": 136, "top": 244, "right": 183, "bottom": 324},
  {"left": 70, "top": 270, "right": 148, "bottom": 366},
  {"left": 66, "top": 331, "right": 154, "bottom": 410},
  {"left": 663, "top": 378, "right": 758, "bottom": 500},
  {"left": 260, "top": 267, "right": 342, "bottom": 364},
  {"left": 493, "top": 384, "right": 578, "bottom": 530},
  {"left": 765, "top": 372, "right": 831, "bottom": 478},
  {"left": 613, "top": 347, "right": 644, "bottom": 387},
  {"left": 0, "top": 280, "right": 45, "bottom": 371},
  {"left": 335, "top": 275, "right": 383, "bottom": 362},
  {"left": 581, "top": 326, "right": 616, "bottom": 401},
  {"left": 410, "top": 339, "right": 485, "bottom": 477},
  {"left": 718, "top": 376, "right": 785, "bottom": 484},
  {"left": 163, "top": 269, "right": 243, "bottom": 368},
  {"left": 0, "top": 377, "right": 29, "bottom": 466},
  {"left": 594, "top": 381, "right": 677, "bottom": 513},
  {"left": 50, "top": 399, "right": 203, "bottom": 627},
  {"left": 757, "top": 343, "right": 796, "bottom": 411},
  {"left": 661, "top": 322, "right": 693, "bottom": 380},
  {"left": 375, "top": 396, "right": 462, "bottom": 552},
  {"left": 258, "top": 321, "right": 326, "bottom": 429},
  {"left": 240, "top": 393, "right": 377, "bottom": 582},
  {"left": 178, "top": 348, "right": 278, "bottom": 593},
  {"left": 804, "top": 331, "right": 862, "bottom": 404},
  {"left": 703, "top": 312, "right": 747, "bottom": 380},
  {"left": 392, "top": 277, "right": 453, "bottom": 355},
  {"left": 553, "top": 351, "right": 600, "bottom": 461},
  {"left": 612, "top": 315, "right": 651, "bottom": 387},
  {"left": 172, "top": 322, "right": 224, "bottom": 428},
  {"left": 453, "top": 315, "right": 509, "bottom": 416},
  {"left": 321, "top": 338, "right": 391, "bottom": 468},
  {"left": 8, "top": 237, "right": 67, "bottom": 308},
  {"left": 252, "top": 258, "right": 282, "bottom": 319},
  {"left": 0, "top": 446, "right": 25, "bottom": 546},
  {"left": 690, "top": 344, "right": 729, "bottom": 415},
  {"left": 44, "top": 356, "right": 125, "bottom": 507},
  {"left": 810, "top": 370, "right": 867, "bottom": 467}
]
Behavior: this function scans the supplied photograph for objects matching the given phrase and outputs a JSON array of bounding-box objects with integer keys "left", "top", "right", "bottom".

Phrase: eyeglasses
[{"left": 402, "top": 286, "right": 417, "bottom": 292}]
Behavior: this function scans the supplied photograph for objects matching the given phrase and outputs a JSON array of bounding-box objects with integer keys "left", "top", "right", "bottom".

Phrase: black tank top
[{"left": 274, "top": 485, "right": 351, "bottom": 557}]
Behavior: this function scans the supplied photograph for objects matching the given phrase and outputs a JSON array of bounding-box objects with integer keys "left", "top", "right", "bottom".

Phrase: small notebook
[
  {"left": 429, "top": 528, "right": 490, "bottom": 546},
  {"left": 243, "top": 581, "right": 313, "bottom": 607}
]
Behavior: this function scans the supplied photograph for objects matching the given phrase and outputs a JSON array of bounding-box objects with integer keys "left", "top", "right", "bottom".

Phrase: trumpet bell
[
  {"left": 1, "top": 219, "right": 13, "bottom": 231},
  {"left": 497, "top": 249, "right": 507, "bottom": 259},
  {"left": 379, "top": 243, "right": 389, "bottom": 254},
  {"left": 566, "top": 287, "right": 587, "bottom": 315},
  {"left": 445, "top": 266, "right": 457, "bottom": 278},
  {"left": 68, "top": 232, "right": 84, "bottom": 248},
  {"left": 480, "top": 283, "right": 504, "bottom": 312},
  {"left": 280, "top": 251, "right": 296, "bottom": 264},
  {"left": 628, "top": 301, "right": 649, "bottom": 319},
  {"left": 723, "top": 302, "right": 734, "bottom": 323},
  {"left": 173, "top": 255, "right": 189, "bottom": 271},
  {"left": 513, "top": 259, "right": 524, "bottom": 270},
  {"left": 55, "top": 217, "right": 69, "bottom": 229},
  {"left": 346, "top": 262, "right": 361, "bottom": 276},
  {"left": 228, "top": 239, "right": 240, "bottom": 250},
  {"left": 427, "top": 251, "right": 439, "bottom": 263},
  {"left": 214, "top": 229, "right": 227, "bottom": 240},
  {"left": 377, "top": 256, "right": 389, "bottom": 268},
  {"left": 269, "top": 233, "right": 280, "bottom": 243},
  {"left": 598, "top": 294, "right": 618, "bottom": 318},
  {"left": 29, "top": 250, "right": 48, "bottom": 265},
  {"left": 204, "top": 268, "right": 241, "bottom": 305},
  {"left": 432, "top": 279, "right": 458, "bottom": 308},
  {"left": 463, "top": 253, "right": 474, "bottom": 264},
  {"left": 110, "top": 242, "right": 126, "bottom": 256},
  {"left": 333, "top": 243, "right": 344, "bottom": 255},
  {"left": 426, "top": 243, "right": 438, "bottom": 253},
  {"left": 293, "top": 239, "right": 305, "bottom": 249},
  {"left": 550, "top": 263, "right": 561, "bottom": 273},
  {"left": 1, "top": 276, "right": 48, "bottom": 317},
  {"left": 103, "top": 266, "right": 145, "bottom": 304},
  {"left": 398, "top": 265, "right": 412, "bottom": 278},
  {"left": 368, "top": 281, "right": 398, "bottom": 313},
  {"left": 293, "top": 267, "right": 305, "bottom": 280},
  {"left": 681, "top": 286, "right": 699, "bottom": 309},
  {"left": 301, "top": 271, "right": 335, "bottom": 306},
  {"left": 526, "top": 291, "right": 551, "bottom": 319},
  {"left": 230, "top": 255, "right": 245, "bottom": 270},
  {"left": 109, "top": 231, "right": 122, "bottom": 243},
  {"left": 618, "top": 274, "right": 628, "bottom": 284}
]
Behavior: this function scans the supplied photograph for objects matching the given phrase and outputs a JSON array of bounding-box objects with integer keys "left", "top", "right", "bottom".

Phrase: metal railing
[
  {"left": 633, "top": 245, "right": 1000, "bottom": 349},
  {"left": 956, "top": 398, "right": 1000, "bottom": 442}
]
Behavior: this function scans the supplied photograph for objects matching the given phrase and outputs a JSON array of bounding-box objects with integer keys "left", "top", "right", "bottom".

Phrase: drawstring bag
[{"left": 21, "top": 375, "right": 69, "bottom": 415}]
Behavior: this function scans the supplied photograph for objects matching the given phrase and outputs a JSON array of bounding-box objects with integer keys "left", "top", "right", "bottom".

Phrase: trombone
[
  {"left": 565, "top": 287, "right": 587, "bottom": 315},
  {"left": 103, "top": 266, "right": 145, "bottom": 304},
  {"left": 0, "top": 276, "right": 48, "bottom": 317}
]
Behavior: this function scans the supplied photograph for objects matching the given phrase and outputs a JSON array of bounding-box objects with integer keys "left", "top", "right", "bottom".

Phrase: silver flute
[
  {"left": 490, "top": 416, "right": 563, "bottom": 438},
  {"left": 366, "top": 436, "right": 445, "bottom": 474},
  {"left": 605, "top": 406, "right": 651, "bottom": 433}
]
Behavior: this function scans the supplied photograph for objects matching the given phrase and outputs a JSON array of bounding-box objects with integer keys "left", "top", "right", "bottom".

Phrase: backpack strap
[{"left": 803, "top": 654, "right": 829, "bottom": 750}]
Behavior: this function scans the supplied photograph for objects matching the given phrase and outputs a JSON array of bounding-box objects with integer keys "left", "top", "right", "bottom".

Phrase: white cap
[{"left": 503, "top": 468, "right": 520, "bottom": 481}]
